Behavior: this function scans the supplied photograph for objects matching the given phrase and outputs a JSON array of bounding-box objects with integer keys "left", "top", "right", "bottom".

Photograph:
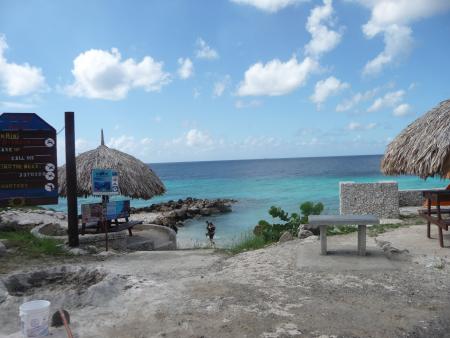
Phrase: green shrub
[{"left": 256, "top": 201, "right": 324, "bottom": 242}]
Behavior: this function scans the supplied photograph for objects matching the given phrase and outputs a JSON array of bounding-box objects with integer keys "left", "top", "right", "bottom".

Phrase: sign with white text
[
  {"left": 91, "top": 169, "right": 119, "bottom": 196},
  {"left": 0, "top": 113, "right": 58, "bottom": 207}
]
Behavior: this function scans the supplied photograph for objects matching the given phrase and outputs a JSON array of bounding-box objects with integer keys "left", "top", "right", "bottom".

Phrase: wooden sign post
[
  {"left": 0, "top": 113, "right": 58, "bottom": 207},
  {"left": 65, "top": 112, "right": 79, "bottom": 247}
]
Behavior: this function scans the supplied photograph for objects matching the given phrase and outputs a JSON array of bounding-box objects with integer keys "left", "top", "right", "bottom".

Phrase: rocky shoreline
[
  {"left": 0, "top": 197, "right": 237, "bottom": 233},
  {"left": 131, "top": 197, "right": 236, "bottom": 229}
]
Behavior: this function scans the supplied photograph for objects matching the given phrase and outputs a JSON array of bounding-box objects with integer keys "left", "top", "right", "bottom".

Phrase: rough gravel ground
[{"left": 1, "top": 224, "right": 450, "bottom": 338}]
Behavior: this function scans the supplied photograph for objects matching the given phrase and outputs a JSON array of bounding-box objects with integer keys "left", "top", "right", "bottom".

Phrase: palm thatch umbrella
[
  {"left": 381, "top": 99, "right": 450, "bottom": 179},
  {"left": 58, "top": 131, "right": 166, "bottom": 199}
]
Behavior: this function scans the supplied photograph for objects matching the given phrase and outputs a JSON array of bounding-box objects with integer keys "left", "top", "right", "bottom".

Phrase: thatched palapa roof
[
  {"left": 381, "top": 99, "right": 450, "bottom": 179},
  {"left": 58, "top": 131, "right": 166, "bottom": 199}
]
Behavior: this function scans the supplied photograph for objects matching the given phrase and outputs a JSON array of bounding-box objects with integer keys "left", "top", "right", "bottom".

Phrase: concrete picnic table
[{"left": 308, "top": 215, "right": 380, "bottom": 256}]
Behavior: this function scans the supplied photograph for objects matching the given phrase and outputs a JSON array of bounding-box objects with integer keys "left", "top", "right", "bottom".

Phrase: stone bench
[{"left": 308, "top": 215, "right": 380, "bottom": 256}]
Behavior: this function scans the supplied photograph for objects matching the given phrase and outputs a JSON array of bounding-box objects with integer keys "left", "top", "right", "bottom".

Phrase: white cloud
[
  {"left": 347, "top": 121, "right": 377, "bottom": 131},
  {"left": 367, "top": 90, "right": 405, "bottom": 112},
  {"left": 393, "top": 103, "right": 411, "bottom": 117},
  {"left": 363, "top": 25, "right": 412, "bottom": 75},
  {"left": 310, "top": 76, "right": 349, "bottom": 108},
  {"left": 177, "top": 58, "right": 194, "bottom": 79},
  {"left": 357, "top": 0, "right": 450, "bottom": 75},
  {"left": 305, "top": 0, "right": 342, "bottom": 58},
  {"left": 213, "top": 75, "right": 231, "bottom": 97},
  {"left": 336, "top": 89, "right": 377, "bottom": 112},
  {"left": 107, "top": 135, "right": 154, "bottom": 159},
  {"left": 185, "top": 129, "right": 214, "bottom": 148},
  {"left": 237, "top": 56, "right": 319, "bottom": 96},
  {"left": 195, "top": 38, "right": 219, "bottom": 60},
  {"left": 0, "top": 35, "right": 46, "bottom": 96},
  {"left": 230, "top": 0, "right": 305, "bottom": 12},
  {"left": 65, "top": 48, "right": 171, "bottom": 100},
  {"left": 235, "top": 99, "right": 263, "bottom": 109}
]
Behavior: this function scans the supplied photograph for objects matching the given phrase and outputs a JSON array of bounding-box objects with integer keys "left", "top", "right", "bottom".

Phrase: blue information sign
[
  {"left": 91, "top": 169, "right": 120, "bottom": 196},
  {"left": 0, "top": 113, "right": 58, "bottom": 207}
]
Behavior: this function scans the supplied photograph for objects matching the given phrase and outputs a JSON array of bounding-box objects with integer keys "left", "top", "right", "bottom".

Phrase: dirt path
[{"left": 1, "top": 225, "right": 450, "bottom": 338}]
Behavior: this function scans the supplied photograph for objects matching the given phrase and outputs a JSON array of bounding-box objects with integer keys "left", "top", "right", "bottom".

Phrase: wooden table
[
  {"left": 419, "top": 189, "right": 450, "bottom": 248},
  {"left": 308, "top": 215, "right": 380, "bottom": 255}
]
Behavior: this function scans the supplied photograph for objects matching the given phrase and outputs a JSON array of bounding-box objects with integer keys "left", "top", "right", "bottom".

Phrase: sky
[{"left": 0, "top": 0, "right": 449, "bottom": 164}]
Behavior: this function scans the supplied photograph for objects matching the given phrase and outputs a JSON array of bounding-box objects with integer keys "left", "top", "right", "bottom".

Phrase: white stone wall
[
  {"left": 398, "top": 189, "right": 425, "bottom": 207},
  {"left": 340, "top": 182, "right": 399, "bottom": 218}
]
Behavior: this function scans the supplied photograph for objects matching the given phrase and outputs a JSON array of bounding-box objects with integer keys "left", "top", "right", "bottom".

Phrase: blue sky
[{"left": 0, "top": 0, "right": 449, "bottom": 163}]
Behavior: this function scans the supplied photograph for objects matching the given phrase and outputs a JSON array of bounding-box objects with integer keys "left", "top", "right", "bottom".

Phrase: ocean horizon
[{"left": 51, "top": 154, "right": 448, "bottom": 247}]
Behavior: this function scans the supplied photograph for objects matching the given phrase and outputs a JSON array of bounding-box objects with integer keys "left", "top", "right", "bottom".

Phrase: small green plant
[
  {"left": 255, "top": 201, "right": 324, "bottom": 242},
  {"left": 0, "top": 230, "right": 67, "bottom": 257},
  {"left": 229, "top": 232, "right": 267, "bottom": 254}
]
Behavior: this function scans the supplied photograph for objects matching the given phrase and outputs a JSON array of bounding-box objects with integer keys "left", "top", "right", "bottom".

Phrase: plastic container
[{"left": 19, "top": 300, "right": 51, "bottom": 337}]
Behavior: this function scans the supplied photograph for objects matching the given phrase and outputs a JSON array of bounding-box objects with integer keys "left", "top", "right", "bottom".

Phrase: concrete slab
[{"left": 308, "top": 214, "right": 379, "bottom": 227}]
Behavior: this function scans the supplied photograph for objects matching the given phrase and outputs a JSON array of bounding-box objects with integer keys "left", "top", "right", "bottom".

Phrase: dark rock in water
[
  {"left": 302, "top": 224, "right": 320, "bottom": 235},
  {"left": 51, "top": 309, "right": 70, "bottom": 327}
]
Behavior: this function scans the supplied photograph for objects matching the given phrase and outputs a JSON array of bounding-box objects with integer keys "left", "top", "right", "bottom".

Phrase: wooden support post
[
  {"left": 65, "top": 112, "right": 79, "bottom": 247},
  {"left": 320, "top": 225, "right": 327, "bottom": 255},
  {"left": 438, "top": 226, "right": 444, "bottom": 248},
  {"left": 358, "top": 225, "right": 366, "bottom": 256},
  {"left": 427, "top": 197, "right": 431, "bottom": 239},
  {"left": 102, "top": 195, "right": 109, "bottom": 251}
]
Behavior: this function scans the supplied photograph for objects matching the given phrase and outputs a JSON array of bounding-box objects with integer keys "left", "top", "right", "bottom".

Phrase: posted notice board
[
  {"left": 0, "top": 113, "right": 58, "bottom": 207},
  {"left": 92, "top": 169, "right": 119, "bottom": 196}
]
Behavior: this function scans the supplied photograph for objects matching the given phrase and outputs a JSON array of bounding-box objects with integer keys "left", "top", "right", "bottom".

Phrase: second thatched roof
[
  {"left": 381, "top": 99, "right": 450, "bottom": 179},
  {"left": 58, "top": 134, "right": 166, "bottom": 199}
]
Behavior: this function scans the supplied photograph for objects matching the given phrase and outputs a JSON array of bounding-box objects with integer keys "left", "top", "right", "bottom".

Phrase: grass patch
[
  {"left": 0, "top": 230, "right": 67, "bottom": 258},
  {"left": 228, "top": 232, "right": 269, "bottom": 255}
]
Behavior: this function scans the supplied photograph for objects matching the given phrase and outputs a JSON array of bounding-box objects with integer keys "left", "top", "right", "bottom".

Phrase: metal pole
[
  {"left": 102, "top": 195, "right": 109, "bottom": 251},
  {"left": 65, "top": 112, "right": 79, "bottom": 247}
]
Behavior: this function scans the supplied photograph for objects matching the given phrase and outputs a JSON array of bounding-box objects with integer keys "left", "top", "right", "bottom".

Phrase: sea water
[{"left": 51, "top": 155, "right": 447, "bottom": 247}]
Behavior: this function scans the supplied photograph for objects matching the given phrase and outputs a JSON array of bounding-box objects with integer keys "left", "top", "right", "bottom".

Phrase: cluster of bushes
[
  {"left": 254, "top": 201, "right": 324, "bottom": 242},
  {"left": 229, "top": 201, "right": 324, "bottom": 254}
]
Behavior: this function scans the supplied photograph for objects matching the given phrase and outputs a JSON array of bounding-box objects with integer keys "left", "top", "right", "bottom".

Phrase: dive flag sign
[
  {"left": 0, "top": 113, "right": 58, "bottom": 207},
  {"left": 91, "top": 169, "right": 120, "bottom": 196}
]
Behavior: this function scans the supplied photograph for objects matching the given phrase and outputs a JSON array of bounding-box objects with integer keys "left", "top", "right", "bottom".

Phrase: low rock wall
[
  {"left": 31, "top": 223, "right": 128, "bottom": 250},
  {"left": 340, "top": 181, "right": 399, "bottom": 218},
  {"left": 399, "top": 189, "right": 425, "bottom": 207}
]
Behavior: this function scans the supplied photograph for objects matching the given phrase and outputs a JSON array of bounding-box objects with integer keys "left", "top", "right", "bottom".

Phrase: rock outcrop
[{"left": 131, "top": 198, "right": 236, "bottom": 228}]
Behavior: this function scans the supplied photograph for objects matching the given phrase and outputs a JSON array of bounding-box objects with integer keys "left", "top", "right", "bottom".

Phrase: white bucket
[{"left": 19, "top": 300, "right": 50, "bottom": 337}]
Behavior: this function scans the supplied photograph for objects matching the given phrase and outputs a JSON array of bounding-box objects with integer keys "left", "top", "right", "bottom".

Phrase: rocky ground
[{"left": 1, "top": 222, "right": 450, "bottom": 338}]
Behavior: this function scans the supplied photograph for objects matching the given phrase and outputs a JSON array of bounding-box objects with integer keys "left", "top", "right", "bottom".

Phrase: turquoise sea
[{"left": 51, "top": 155, "right": 447, "bottom": 247}]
